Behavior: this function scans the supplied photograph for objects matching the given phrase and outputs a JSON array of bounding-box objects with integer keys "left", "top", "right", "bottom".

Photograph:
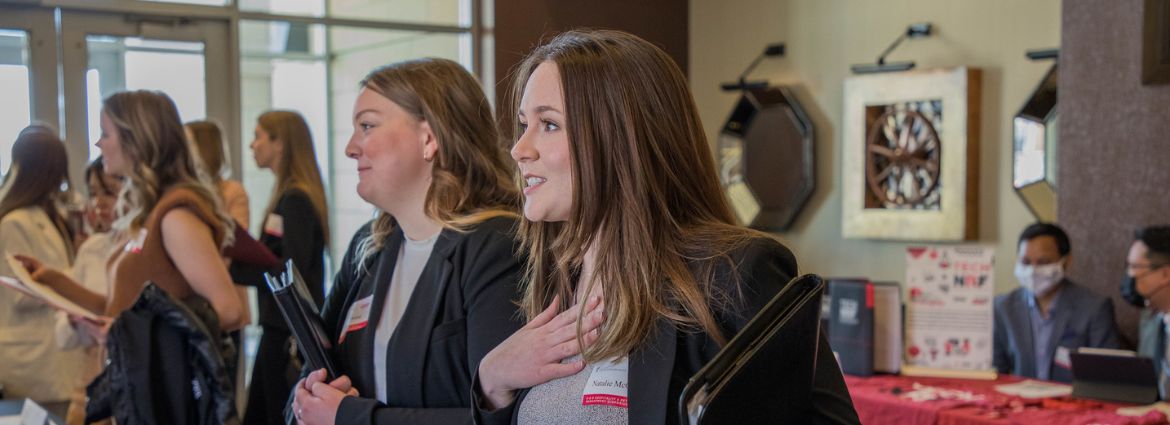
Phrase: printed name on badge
[
  {"left": 339, "top": 295, "right": 373, "bottom": 344},
  {"left": 582, "top": 357, "right": 629, "bottom": 408}
]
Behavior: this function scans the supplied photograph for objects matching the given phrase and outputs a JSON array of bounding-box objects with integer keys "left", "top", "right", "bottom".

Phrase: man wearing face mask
[
  {"left": 993, "top": 223, "right": 1120, "bottom": 382},
  {"left": 1125, "top": 226, "right": 1170, "bottom": 397}
]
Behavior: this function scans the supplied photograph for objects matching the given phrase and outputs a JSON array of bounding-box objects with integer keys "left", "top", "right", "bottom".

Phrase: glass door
[
  {"left": 0, "top": 7, "right": 58, "bottom": 175},
  {"left": 59, "top": 10, "right": 235, "bottom": 183}
]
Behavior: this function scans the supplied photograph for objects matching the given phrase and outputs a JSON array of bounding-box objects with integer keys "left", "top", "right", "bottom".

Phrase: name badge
[
  {"left": 582, "top": 357, "right": 629, "bottom": 408},
  {"left": 1055, "top": 346, "right": 1072, "bottom": 369},
  {"left": 339, "top": 295, "right": 373, "bottom": 344},
  {"left": 124, "top": 228, "right": 148, "bottom": 254},
  {"left": 264, "top": 213, "right": 284, "bottom": 238}
]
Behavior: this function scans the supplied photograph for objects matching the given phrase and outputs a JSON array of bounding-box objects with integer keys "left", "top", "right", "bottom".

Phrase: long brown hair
[
  {"left": 0, "top": 124, "right": 73, "bottom": 252},
  {"left": 185, "top": 119, "right": 229, "bottom": 184},
  {"left": 356, "top": 58, "right": 520, "bottom": 260},
  {"left": 103, "top": 90, "right": 234, "bottom": 248},
  {"left": 509, "top": 30, "right": 761, "bottom": 361},
  {"left": 256, "top": 110, "right": 330, "bottom": 243}
]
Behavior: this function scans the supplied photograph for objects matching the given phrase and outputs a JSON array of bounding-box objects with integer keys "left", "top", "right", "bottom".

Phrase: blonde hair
[
  {"left": 509, "top": 30, "right": 762, "bottom": 362},
  {"left": 256, "top": 110, "right": 330, "bottom": 244},
  {"left": 355, "top": 58, "right": 520, "bottom": 263},
  {"left": 102, "top": 90, "right": 234, "bottom": 248}
]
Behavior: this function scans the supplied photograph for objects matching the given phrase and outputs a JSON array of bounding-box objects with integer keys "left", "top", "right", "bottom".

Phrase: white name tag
[
  {"left": 581, "top": 357, "right": 629, "bottom": 408},
  {"left": 1055, "top": 346, "right": 1072, "bottom": 369},
  {"left": 339, "top": 295, "right": 373, "bottom": 344},
  {"left": 264, "top": 213, "right": 284, "bottom": 238},
  {"left": 124, "top": 228, "right": 148, "bottom": 254}
]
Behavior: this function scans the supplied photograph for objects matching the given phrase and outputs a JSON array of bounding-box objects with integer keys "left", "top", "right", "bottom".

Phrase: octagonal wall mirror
[
  {"left": 718, "top": 86, "right": 815, "bottom": 231},
  {"left": 1012, "top": 63, "right": 1058, "bottom": 222}
]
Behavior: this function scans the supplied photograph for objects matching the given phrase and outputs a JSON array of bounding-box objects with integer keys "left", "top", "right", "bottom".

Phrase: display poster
[{"left": 904, "top": 245, "right": 995, "bottom": 372}]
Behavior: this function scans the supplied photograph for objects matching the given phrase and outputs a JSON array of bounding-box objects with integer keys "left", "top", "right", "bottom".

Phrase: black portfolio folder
[
  {"left": 265, "top": 259, "right": 339, "bottom": 378},
  {"left": 1070, "top": 348, "right": 1159, "bottom": 404},
  {"left": 678, "top": 274, "right": 825, "bottom": 425}
]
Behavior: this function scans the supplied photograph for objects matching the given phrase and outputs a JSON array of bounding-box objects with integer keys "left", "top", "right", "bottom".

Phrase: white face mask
[{"left": 1015, "top": 260, "right": 1065, "bottom": 296}]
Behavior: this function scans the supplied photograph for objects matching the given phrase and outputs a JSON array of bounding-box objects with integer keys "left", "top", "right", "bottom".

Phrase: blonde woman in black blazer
[{"left": 288, "top": 58, "right": 524, "bottom": 425}]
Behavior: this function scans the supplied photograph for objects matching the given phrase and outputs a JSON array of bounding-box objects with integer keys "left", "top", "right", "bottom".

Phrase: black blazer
[
  {"left": 473, "top": 237, "right": 860, "bottom": 425},
  {"left": 294, "top": 216, "right": 525, "bottom": 424},
  {"left": 232, "top": 188, "right": 328, "bottom": 330}
]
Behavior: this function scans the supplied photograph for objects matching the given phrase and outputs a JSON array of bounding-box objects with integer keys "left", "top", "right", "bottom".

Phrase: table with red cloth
[{"left": 843, "top": 374, "right": 1168, "bottom": 425}]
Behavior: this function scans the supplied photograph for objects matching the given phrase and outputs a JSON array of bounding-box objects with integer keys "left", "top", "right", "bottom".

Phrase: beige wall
[{"left": 690, "top": 0, "right": 1061, "bottom": 294}]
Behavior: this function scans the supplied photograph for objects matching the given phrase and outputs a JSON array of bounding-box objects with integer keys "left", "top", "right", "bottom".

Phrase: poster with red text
[{"left": 904, "top": 246, "right": 995, "bottom": 373}]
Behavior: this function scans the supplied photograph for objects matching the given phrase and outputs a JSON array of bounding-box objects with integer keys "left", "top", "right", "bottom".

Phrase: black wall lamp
[
  {"left": 1025, "top": 48, "right": 1059, "bottom": 61},
  {"left": 721, "top": 43, "right": 786, "bottom": 92},
  {"left": 851, "top": 23, "right": 933, "bottom": 74}
]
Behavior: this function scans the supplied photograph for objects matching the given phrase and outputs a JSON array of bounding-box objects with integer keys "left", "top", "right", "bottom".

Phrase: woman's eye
[
  {"left": 359, "top": 123, "right": 374, "bottom": 131},
  {"left": 543, "top": 120, "right": 559, "bottom": 132},
  {"left": 518, "top": 121, "right": 529, "bottom": 132}
]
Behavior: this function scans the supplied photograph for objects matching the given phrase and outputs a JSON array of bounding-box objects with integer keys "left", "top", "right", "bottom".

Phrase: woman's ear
[{"left": 420, "top": 121, "right": 438, "bottom": 162}]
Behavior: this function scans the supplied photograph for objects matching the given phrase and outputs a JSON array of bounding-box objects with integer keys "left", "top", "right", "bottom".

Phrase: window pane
[
  {"left": 86, "top": 36, "right": 207, "bottom": 161},
  {"left": 328, "top": 27, "right": 468, "bottom": 254},
  {"left": 0, "top": 29, "right": 32, "bottom": 176},
  {"left": 143, "top": 0, "right": 231, "bottom": 6},
  {"left": 240, "top": 0, "right": 469, "bottom": 26},
  {"left": 329, "top": 0, "right": 468, "bottom": 26}
]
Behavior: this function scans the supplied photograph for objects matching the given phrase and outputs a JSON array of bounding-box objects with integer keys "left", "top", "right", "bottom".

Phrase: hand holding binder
[{"left": 265, "top": 259, "right": 339, "bottom": 379}]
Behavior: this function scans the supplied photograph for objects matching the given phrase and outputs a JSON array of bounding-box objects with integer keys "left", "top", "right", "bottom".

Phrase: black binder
[
  {"left": 678, "top": 274, "right": 826, "bottom": 425},
  {"left": 1070, "top": 348, "right": 1159, "bottom": 404},
  {"left": 827, "top": 279, "right": 875, "bottom": 376},
  {"left": 265, "top": 259, "right": 339, "bottom": 378}
]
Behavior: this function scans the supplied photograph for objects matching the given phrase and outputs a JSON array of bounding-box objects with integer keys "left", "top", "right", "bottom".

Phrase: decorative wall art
[
  {"left": 718, "top": 86, "right": 815, "bottom": 231},
  {"left": 1012, "top": 63, "right": 1058, "bottom": 222},
  {"left": 842, "top": 67, "right": 981, "bottom": 241}
]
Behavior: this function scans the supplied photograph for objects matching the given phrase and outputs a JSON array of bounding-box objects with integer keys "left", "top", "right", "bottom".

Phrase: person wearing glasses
[
  {"left": 992, "top": 223, "right": 1120, "bottom": 383},
  {"left": 1126, "top": 226, "right": 1170, "bottom": 397}
]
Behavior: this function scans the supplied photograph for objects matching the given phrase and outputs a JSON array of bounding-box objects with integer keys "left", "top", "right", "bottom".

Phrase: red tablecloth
[{"left": 844, "top": 374, "right": 1168, "bottom": 425}]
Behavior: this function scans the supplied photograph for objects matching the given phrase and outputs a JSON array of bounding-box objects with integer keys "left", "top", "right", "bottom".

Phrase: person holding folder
[
  {"left": 289, "top": 58, "right": 525, "bottom": 424},
  {"left": 0, "top": 124, "right": 87, "bottom": 403},
  {"left": 472, "top": 30, "right": 859, "bottom": 424}
]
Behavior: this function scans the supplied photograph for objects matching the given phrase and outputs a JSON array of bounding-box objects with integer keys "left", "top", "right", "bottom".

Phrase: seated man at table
[
  {"left": 993, "top": 223, "right": 1121, "bottom": 382},
  {"left": 1126, "top": 226, "right": 1170, "bottom": 397}
]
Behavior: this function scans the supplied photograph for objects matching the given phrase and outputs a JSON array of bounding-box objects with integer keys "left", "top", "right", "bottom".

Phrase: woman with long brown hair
[
  {"left": 288, "top": 58, "right": 524, "bottom": 425},
  {"left": 0, "top": 124, "right": 87, "bottom": 403},
  {"left": 474, "top": 30, "right": 859, "bottom": 424},
  {"left": 240, "top": 109, "right": 330, "bottom": 424},
  {"left": 18, "top": 90, "right": 244, "bottom": 336}
]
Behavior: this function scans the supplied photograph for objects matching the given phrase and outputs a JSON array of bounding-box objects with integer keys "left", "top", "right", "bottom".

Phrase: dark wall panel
[
  {"left": 493, "top": 0, "right": 688, "bottom": 106},
  {"left": 1060, "top": 0, "right": 1170, "bottom": 346}
]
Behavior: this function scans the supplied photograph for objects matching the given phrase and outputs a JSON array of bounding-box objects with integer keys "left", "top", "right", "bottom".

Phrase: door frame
[
  {"left": 0, "top": 6, "right": 60, "bottom": 138},
  {"left": 59, "top": 9, "right": 238, "bottom": 184}
]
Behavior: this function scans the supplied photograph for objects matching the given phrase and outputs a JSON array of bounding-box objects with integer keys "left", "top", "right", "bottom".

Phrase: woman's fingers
[
  {"left": 328, "top": 375, "right": 354, "bottom": 392},
  {"left": 524, "top": 295, "right": 561, "bottom": 330}
]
